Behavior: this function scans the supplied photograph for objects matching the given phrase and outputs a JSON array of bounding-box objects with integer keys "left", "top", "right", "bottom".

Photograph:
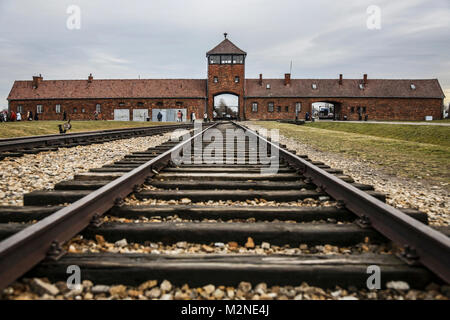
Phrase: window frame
[
  {"left": 96, "top": 104, "right": 101, "bottom": 113},
  {"left": 252, "top": 102, "right": 258, "bottom": 112},
  {"left": 234, "top": 76, "right": 240, "bottom": 83},
  {"left": 17, "top": 105, "right": 23, "bottom": 113},
  {"left": 295, "top": 102, "right": 302, "bottom": 113},
  {"left": 221, "top": 55, "right": 232, "bottom": 64},
  {"left": 55, "top": 104, "right": 61, "bottom": 113},
  {"left": 36, "top": 105, "right": 43, "bottom": 114},
  {"left": 268, "top": 102, "right": 274, "bottom": 112},
  {"left": 213, "top": 76, "right": 218, "bottom": 83}
]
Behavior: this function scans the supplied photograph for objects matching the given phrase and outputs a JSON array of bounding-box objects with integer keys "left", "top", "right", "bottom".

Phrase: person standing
[
  {"left": 34, "top": 112, "right": 39, "bottom": 121},
  {"left": 177, "top": 110, "right": 182, "bottom": 122},
  {"left": 16, "top": 112, "right": 21, "bottom": 121},
  {"left": 29, "top": 111, "right": 33, "bottom": 121},
  {"left": 157, "top": 111, "right": 163, "bottom": 122},
  {"left": 63, "top": 110, "right": 67, "bottom": 121},
  {"left": 191, "top": 112, "right": 196, "bottom": 123}
]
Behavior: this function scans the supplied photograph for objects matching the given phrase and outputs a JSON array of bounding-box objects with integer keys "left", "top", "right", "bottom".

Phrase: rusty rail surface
[
  {"left": 235, "top": 122, "right": 450, "bottom": 284},
  {"left": 0, "top": 123, "right": 216, "bottom": 290}
]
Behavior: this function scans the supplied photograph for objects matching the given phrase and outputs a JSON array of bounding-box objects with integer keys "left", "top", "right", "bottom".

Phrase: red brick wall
[
  {"left": 207, "top": 64, "right": 245, "bottom": 119},
  {"left": 244, "top": 97, "right": 443, "bottom": 121},
  {"left": 9, "top": 98, "right": 206, "bottom": 121},
  {"left": 9, "top": 96, "right": 442, "bottom": 122}
]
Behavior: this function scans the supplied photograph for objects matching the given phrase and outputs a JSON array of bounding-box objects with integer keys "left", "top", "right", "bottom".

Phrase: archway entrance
[
  {"left": 311, "top": 101, "right": 341, "bottom": 120},
  {"left": 213, "top": 93, "right": 239, "bottom": 120}
]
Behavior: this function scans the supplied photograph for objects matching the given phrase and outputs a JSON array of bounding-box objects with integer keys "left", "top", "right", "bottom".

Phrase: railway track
[
  {"left": 0, "top": 123, "right": 193, "bottom": 159},
  {"left": 0, "top": 121, "right": 449, "bottom": 299}
]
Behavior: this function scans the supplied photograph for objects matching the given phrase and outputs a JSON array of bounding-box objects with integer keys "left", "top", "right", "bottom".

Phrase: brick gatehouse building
[{"left": 8, "top": 35, "right": 445, "bottom": 121}]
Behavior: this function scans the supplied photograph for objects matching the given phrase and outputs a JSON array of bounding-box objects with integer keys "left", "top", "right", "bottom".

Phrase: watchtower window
[
  {"left": 312, "top": 83, "right": 318, "bottom": 90},
  {"left": 213, "top": 76, "right": 218, "bottom": 83},
  {"left": 235, "top": 76, "right": 240, "bottom": 83},
  {"left": 221, "top": 55, "right": 232, "bottom": 64},
  {"left": 209, "top": 55, "right": 220, "bottom": 64},
  {"left": 410, "top": 84, "right": 416, "bottom": 90},
  {"left": 233, "top": 55, "right": 244, "bottom": 64},
  {"left": 266, "top": 84, "right": 271, "bottom": 89}
]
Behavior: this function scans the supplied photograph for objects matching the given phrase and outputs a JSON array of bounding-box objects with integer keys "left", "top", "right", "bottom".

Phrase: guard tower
[{"left": 206, "top": 33, "right": 247, "bottom": 120}]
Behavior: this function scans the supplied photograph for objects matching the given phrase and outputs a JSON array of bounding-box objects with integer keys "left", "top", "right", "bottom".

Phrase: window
[
  {"left": 37, "top": 105, "right": 43, "bottom": 114},
  {"left": 96, "top": 104, "right": 101, "bottom": 113},
  {"left": 213, "top": 76, "right": 218, "bottom": 83},
  {"left": 266, "top": 84, "right": 271, "bottom": 89},
  {"left": 295, "top": 102, "right": 302, "bottom": 113},
  {"left": 359, "top": 83, "right": 364, "bottom": 90},
  {"left": 55, "top": 104, "right": 61, "bottom": 113},
  {"left": 221, "top": 55, "right": 232, "bottom": 64},
  {"left": 73, "top": 107, "right": 78, "bottom": 113},
  {"left": 17, "top": 105, "right": 23, "bottom": 113},
  {"left": 312, "top": 83, "right": 318, "bottom": 90},
  {"left": 119, "top": 102, "right": 125, "bottom": 107},
  {"left": 357, "top": 107, "right": 361, "bottom": 114},
  {"left": 277, "top": 106, "right": 281, "bottom": 112},
  {"left": 82, "top": 108, "right": 86, "bottom": 113},
  {"left": 233, "top": 55, "right": 244, "bottom": 64},
  {"left": 209, "top": 55, "right": 220, "bottom": 64},
  {"left": 350, "top": 107, "right": 355, "bottom": 113},
  {"left": 252, "top": 102, "right": 258, "bottom": 112},
  {"left": 234, "top": 76, "right": 240, "bottom": 83},
  {"left": 268, "top": 102, "right": 274, "bottom": 112},
  {"left": 137, "top": 102, "right": 144, "bottom": 107},
  {"left": 410, "top": 84, "right": 416, "bottom": 90},
  {"left": 285, "top": 106, "right": 289, "bottom": 112}
]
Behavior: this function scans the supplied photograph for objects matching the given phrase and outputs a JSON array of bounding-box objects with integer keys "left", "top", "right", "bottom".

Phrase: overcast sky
[{"left": 0, "top": 0, "right": 449, "bottom": 109}]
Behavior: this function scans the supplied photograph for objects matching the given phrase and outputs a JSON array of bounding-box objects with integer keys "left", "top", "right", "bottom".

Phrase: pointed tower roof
[{"left": 206, "top": 34, "right": 247, "bottom": 56}]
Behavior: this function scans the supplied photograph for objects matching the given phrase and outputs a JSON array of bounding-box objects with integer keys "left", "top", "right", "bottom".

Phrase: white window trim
[{"left": 37, "top": 105, "right": 43, "bottom": 114}]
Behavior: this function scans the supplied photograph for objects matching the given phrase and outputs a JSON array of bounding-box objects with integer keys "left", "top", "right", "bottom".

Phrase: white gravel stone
[
  {"left": 386, "top": 281, "right": 410, "bottom": 291},
  {"left": 0, "top": 132, "right": 176, "bottom": 206}
]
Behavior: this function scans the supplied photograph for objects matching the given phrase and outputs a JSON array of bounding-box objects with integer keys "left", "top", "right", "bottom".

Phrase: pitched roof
[
  {"left": 8, "top": 79, "right": 207, "bottom": 100},
  {"left": 206, "top": 39, "right": 247, "bottom": 56},
  {"left": 245, "top": 78, "right": 444, "bottom": 99}
]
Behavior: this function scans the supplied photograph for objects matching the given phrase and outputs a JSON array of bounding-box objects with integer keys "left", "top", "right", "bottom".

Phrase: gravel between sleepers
[{"left": 2, "top": 278, "right": 448, "bottom": 300}]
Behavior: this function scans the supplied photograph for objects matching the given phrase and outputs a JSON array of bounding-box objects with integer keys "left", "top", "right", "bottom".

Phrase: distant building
[{"left": 7, "top": 34, "right": 445, "bottom": 121}]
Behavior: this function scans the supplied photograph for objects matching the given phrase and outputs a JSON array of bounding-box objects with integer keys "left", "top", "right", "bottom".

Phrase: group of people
[
  {"left": 0, "top": 110, "right": 39, "bottom": 122},
  {"left": 156, "top": 110, "right": 210, "bottom": 122}
]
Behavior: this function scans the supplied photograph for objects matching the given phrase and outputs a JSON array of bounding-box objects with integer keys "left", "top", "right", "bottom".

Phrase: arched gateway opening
[
  {"left": 213, "top": 93, "right": 239, "bottom": 120},
  {"left": 311, "top": 101, "right": 341, "bottom": 120}
]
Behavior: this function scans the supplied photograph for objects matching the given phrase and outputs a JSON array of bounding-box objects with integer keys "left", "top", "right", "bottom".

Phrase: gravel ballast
[
  {"left": 0, "top": 132, "right": 178, "bottom": 206},
  {"left": 244, "top": 122, "right": 449, "bottom": 226}
]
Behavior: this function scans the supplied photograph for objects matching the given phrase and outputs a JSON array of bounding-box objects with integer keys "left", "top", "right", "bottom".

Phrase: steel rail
[
  {"left": 0, "top": 123, "right": 194, "bottom": 152},
  {"left": 0, "top": 122, "right": 216, "bottom": 290},
  {"left": 236, "top": 122, "right": 450, "bottom": 283}
]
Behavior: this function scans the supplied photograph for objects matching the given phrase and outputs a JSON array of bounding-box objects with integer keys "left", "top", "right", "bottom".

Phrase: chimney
[
  {"left": 339, "top": 74, "right": 343, "bottom": 85},
  {"left": 284, "top": 73, "right": 291, "bottom": 86},
  {"left": 363, "top": 74, "right": 368, "bottom": 85},
  {"left": 32, "top": 74, "right": 43, "bottom": 89},
  {"left": 88, "top": 73, "right": 93, "bottom": 83},
  {"left": 259, "top": 74, "right": 263, "bottom": 86}
]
